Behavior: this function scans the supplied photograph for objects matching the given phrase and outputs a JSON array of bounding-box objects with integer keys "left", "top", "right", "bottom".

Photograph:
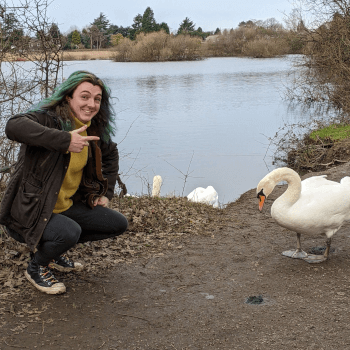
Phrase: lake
[{"left": 62, "top": 56, "right": 309, "bottom": 205}]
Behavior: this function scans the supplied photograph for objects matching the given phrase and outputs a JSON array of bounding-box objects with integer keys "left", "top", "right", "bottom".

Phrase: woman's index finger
[{"left": 85, "top": 136, "right": 100, "bottom": 141}]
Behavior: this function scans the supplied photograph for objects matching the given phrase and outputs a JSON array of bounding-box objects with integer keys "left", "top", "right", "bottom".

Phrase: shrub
[
  {"left": 242, "top": 38, "right": 289, "bottom": 58},
  {"left": 131, "top": 31, "right": 168, "bottom": 61},
  {"left": 113, "top": 38, "right": 134, "bottom": 62},
  {"left": 203, "top": 25, "right": 295, "bottom": 57},
  {"left": 113, "top": 31, "right": 202, "bottom": 62},
  {"left": 167, "top": 34, "right": 201, "bottom": 61}
]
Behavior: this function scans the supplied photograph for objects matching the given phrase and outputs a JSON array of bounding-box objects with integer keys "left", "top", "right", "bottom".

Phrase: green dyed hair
[{"left": 28, "top": 70, "right": 116, "bottom": 142}]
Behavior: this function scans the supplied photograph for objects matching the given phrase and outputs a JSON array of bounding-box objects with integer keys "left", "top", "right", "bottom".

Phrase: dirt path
[{"left": 2, "top": 164, "right": 350, "bottom": 349}]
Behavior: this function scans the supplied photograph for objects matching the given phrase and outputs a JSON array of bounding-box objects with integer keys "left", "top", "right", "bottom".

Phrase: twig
[
  {"left": 176, "top": 283, "right": 203, "bottom": 291},
  {"left": 118, "top": 115, "right": 140, "bottom": 144},
  {"left": 319, "top": 159, "right": 348, "bottom": 166},
  {"left": 160, "top": 151, "right": 202, "bottom": 196},
  {"left": 0, "top": 298, "right": 14, "bottom": 303},
  {"left": 4, "top": 340, "right": 28, "bottom": 348},
  {"left": 98, "top": 341, "right": 106, "bottom": 349},
  {"left": 182, "top": 151, "right": 195, "bottom": 196},
  {"left": 42, "top": 320, "right": 45, "bottom": 334},
  {"left": 107, "top": 320, "right": 115, "bottom": 330},
  {"left": 115, "top": 313, "right": 150, "bottom": 323}
]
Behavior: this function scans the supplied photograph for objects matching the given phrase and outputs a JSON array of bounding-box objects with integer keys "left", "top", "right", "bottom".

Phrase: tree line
[
  {"left": 65, "top": 8, "right": 217, "bottom": 50},
  {"left": 0, "top": 5, "right": 216, "bottom": 51},
  {"left": 1, "top": 3, "right": 306, "bottom": 55}
]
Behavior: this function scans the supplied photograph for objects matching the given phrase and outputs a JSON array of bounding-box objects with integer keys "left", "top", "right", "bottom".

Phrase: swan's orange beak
[{"left": 258, "top": 195, "right": 265, "bottom": 211}]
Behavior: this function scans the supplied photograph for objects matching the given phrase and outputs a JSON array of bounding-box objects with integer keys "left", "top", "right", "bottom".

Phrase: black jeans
[{"left": 9, "top": 201, "right": 128, "bottom": 266}]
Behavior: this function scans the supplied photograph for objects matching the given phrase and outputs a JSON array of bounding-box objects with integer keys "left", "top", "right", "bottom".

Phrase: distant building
[{"left": 205, "top": 35, "right": 219, "bottom": 43}]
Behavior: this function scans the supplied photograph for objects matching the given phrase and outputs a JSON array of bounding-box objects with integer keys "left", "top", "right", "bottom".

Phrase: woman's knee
[
  {"left": 106, "top": 210, "right": 128, "bottom": 235},
  {"left": 43, "top": 214, "right": 82, "bottom": 247}
]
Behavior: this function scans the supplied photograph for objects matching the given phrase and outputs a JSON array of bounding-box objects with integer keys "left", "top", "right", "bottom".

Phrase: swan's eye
[{"left": 257, "top": 189, "right": 265, "bottom": 199}]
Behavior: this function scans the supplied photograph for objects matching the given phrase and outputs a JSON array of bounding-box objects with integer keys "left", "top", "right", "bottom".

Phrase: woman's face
[{"left": 68, "top": 82, "right": 102, "bottom": 124}]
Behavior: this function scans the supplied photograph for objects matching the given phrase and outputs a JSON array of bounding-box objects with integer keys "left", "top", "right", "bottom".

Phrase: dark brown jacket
[{"left": 0, "top": 111, "right": 119, "bottom": 250}]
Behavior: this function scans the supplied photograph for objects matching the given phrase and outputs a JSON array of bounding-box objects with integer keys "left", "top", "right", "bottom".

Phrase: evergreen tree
[
  {"left": 129, "top": 8, "right": 169, "bottom": 39},
  {"left": 132, "top": 14, "right": 142, "bottom": 31},
  {"left": 49, "top": 23, "right": 60, "bottom": 39},
  {"left": 2, "top": 12, "right": 23, "bottom": 47},
  {"left": 71, "top": 30, "right": 81, "bottom": 46},
  {"left": 107, "top": 24, "right": 130, "bottom": 37},
  {"left": 80, "top": 28, "right": 90, "bottom": 48},
  {"left": 141, "top": 7, "right": 158, "bottom": 33},
  {"left": 177, "top": 17, "right": 195, "bottom": 35},
  {"left": 159, "top": 22, "right": 170, "bottom": 34},
  {"left": 129, "top": 14, "right": 142, "bottom": 40},
  {"left": 63, "top": 31, "right": 73, "bottom": 50},
  {"left": 91, "top": 13, "right": 110, "bottom": 31},
  {"left": 48, "top": 23, "right": 61, "bottom": 46}
]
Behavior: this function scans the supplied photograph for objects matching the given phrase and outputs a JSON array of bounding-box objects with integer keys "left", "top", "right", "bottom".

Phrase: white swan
[
  {"left": 152, "top": 175, "right": 162, "bottom": 197},
  {"left": 256, "top": 167, "right": 350, "bottom": 263},
  {"left": 187, "top": 186, "right": 219, "bottom": 208}
]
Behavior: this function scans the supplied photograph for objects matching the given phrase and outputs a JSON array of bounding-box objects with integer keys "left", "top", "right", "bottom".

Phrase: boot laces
[{"left": 39, "top": 266, "right": 59, "bottom": 284}]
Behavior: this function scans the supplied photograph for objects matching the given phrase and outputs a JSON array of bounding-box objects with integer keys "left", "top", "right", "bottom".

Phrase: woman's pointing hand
[{"left": 68, "top": 125, "right": 100, "bottom": 153}]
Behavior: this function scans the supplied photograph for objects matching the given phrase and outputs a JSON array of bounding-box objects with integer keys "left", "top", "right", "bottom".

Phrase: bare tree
[
  {"left": 286, "top": 0, "right": 350, "bottom": 119},
  {"left": 83, "top": 25, "right": 105, "bottom": 49},
  {"left": 268, "top": 0, "right": 350, "bottom": 172},
  {"left": 0, "top": 0, "right": 63, "bottom": 184}
]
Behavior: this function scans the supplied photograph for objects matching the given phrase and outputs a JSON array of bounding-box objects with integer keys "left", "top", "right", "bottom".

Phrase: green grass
[{"left": 310, "top": 124, "right": 350, "bottom": 141}]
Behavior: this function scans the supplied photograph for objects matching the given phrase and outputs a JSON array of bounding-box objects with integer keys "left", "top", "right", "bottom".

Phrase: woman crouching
[{"left": 0, "top": 71, "right": 128, "bottom": 295}]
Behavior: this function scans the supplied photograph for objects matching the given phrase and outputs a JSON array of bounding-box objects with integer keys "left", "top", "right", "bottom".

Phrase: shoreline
[{"left": 7, "top": 50, "right": 296, "bottom": 63}]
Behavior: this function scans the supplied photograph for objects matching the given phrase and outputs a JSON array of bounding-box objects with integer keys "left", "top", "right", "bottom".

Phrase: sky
[{"left": 44, "top": 0, "right": 296, "bottom": 34}]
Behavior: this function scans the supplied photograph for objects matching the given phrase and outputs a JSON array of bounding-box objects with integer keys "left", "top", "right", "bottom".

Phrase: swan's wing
[
  {"left": 298, "top": 182, "right": 350, "bottom": 217},
  {"left": 274, "top": 183, "right": 350, "bottom": 235},
  {"left": 301, "top": 175, "right": 340, "bottom": 191}
]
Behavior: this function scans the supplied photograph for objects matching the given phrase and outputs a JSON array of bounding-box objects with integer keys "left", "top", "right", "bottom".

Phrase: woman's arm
[{"left": 5, "top": 112, "right": 72, "bottom": 153}]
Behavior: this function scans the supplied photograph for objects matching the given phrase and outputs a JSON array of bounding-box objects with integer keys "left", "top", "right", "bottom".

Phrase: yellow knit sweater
[{"left": 53, "top": 118, "right": 90, "bottom": 213}]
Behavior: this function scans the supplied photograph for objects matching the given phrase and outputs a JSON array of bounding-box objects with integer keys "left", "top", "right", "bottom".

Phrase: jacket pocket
[{"left": 10, "top": 177, "right": 43, "bottom": 229}]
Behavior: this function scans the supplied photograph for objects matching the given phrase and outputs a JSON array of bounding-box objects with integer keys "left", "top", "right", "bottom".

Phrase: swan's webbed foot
[
  {"left": 303, "top": 238, "right": 331, "bottom": 264},
  {"left": 302, "top": 254, "right": 328, "bottom": 264},
  {"left": 282, "top": 233, "right": 308, "bottom": 259},
  {"left": 282, "top": 249, "right": 308, "bottom": 259}
]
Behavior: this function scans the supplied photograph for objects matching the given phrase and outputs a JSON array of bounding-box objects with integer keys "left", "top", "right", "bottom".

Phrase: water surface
[{"left": 63, "top": 57, "right": 309, "bottom": 204}]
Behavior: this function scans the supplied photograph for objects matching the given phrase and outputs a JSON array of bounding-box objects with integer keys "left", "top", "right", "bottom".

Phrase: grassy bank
[
  {"left": 7, "top": 49, "right": 115, "bottom": 62},
  {"left": 279, "top": 123, "right": 350, "bottom": 172},
  {"left": 62, "top": 49, "right": 115, "bottom": 61}
]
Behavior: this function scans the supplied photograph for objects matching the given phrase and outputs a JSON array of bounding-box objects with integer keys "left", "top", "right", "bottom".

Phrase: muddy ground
[{"left": 2, "top": 163, "right": 350, "bottom": 349}]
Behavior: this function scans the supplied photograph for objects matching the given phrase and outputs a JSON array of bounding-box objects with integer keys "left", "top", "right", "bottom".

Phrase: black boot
[{"left": 25, "top": 258, "right": 66, "bottom": 295}]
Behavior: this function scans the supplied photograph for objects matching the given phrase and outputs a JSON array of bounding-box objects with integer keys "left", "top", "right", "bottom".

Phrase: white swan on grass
[
  {"left": 257, "top": 167, "right": 350, "bottom": 263},
  {"left": 187, "top": 186, "right": 219, "bottom": 208}
]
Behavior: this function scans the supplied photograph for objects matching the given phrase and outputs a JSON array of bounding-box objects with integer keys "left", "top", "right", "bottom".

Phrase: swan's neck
[{"left": 272, "top": 168, "right": 301, "bottom": 206}]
